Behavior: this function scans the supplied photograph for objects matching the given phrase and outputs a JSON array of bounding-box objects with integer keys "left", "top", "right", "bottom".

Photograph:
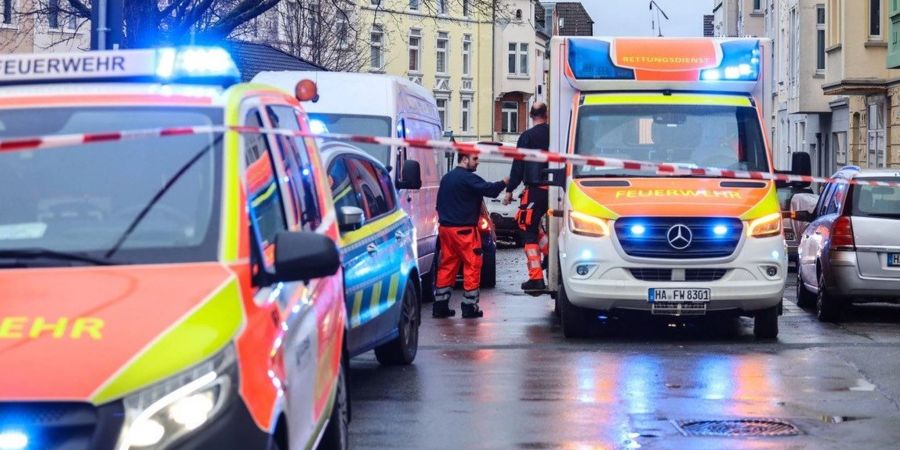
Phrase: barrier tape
[{"left": 1, "top": 124, "right": 899, "bottom": 188}]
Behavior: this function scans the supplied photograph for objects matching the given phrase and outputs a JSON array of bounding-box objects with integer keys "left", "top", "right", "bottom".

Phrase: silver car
[{"left": 796, "top": 167, "right": 900, "bottom": 321}]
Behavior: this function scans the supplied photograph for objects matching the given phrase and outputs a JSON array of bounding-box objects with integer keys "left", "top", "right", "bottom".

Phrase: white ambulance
[{"left": 544, "top": 37, "right": 804, "bottom": 339}]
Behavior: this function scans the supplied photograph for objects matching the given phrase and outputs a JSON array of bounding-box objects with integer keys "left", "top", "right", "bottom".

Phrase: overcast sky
[{"left": 577, "top": 0, "right": 713, "bottom": 37}]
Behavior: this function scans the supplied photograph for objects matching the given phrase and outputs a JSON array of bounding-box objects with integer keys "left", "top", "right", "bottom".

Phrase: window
[
  {"left": 462, "top": 35, "right": 472, "bottom": 76},
  {"left": 307, "top": 4, "right": 319, "bottom": 41},
  {"left": 438, "top": 0, "right": 447, "bottom": 14},
  {"left": 370, "top": 25, "right": 384, "bottom": 71},
  {"left": 789, "top": 7, "right": 798, "bottom": 90},
  {"left": 436, "top": 99, "right": 447, "bottom": 129},
  {"left": 436, "top": 32, "right": 448, "bottom": 74},
  {"left": 48, "top": 0, "right": 59, "bottom": 29},
  {"left": 370, "top": 0, "right": 381, "bottom": 5},
  {"left": 408, "top": 29, "right": 421, "bottom": 72},
  {"left": 266, "top": 105, "right": 321, "bottom": 230},
  {"left": 244, "top": 109, "right": 287, "bottom": 268},
  {"left": 828, "top": 0, "right": 841, "bottom": 46},
  {"left": 463, "top": 0, "right": 470, "bottom": 17},
  {"left": 3, "top": 0, "right": 13, "bottom": 25},
  {"left": 347, "top": 158, "right": 394, "bottom": 219},
  {"left": 833, "top": 131, "right": 848, "bottom": 166},
  {"left": 336, "top": 17, "right": 349, "bottom": 49},
  {"left": 409, "top": 0, "right": 419, "bottom": 11},
  {"left": 817, "top": 5, "right": 826, "bottom": 71},
  {"left": 867, "top": 102, "right": 886, "bottom": 168},
  {"left": 329, "top": 158, "right": 364, "bottom": 214},
  {"left": 870, "top": 0, "right": 882, "bottom": 39},
  {"left": 461, "top": 99, "right": 471, "bottom": 132},
  {"left": 507, "top": 42, "right": 528, "bottom": 76},
  {"left": 501, "top": 101, "right": 518, "bottom": 133},
  {"left": 753, "top": 0, "right": 762, "bottom": 10}
]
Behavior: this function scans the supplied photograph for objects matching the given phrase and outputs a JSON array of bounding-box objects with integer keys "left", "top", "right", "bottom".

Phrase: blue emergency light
[
  {"left": 0, "top": 430, "right": 28, "bottom": 450},
  {"left": 700, "top": 40, "right": 760, "bottom": 82},
  {"left": 567, "top": 38, "right": 636, "bottom": 80}
]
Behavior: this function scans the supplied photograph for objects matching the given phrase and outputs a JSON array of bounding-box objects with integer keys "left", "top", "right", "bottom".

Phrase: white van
[{"left": 253, "top": 71, "right": 446, "bottom": 300}]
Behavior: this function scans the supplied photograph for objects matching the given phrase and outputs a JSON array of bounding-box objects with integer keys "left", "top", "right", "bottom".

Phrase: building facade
[
  {"left": 714, "top": 0, "right": 765, "bottom": 37},
  {"left": 357, "top": 0, "right": 494, "bottom": 142},
  {"left": 823, "top": 0, "right": 900, "bottom": 169},
  {"left": 494, "top": 0, "right": 546, "bottom": 142},
  {"left": 1, "top": 0, "right": 89, "bottom": 54}
]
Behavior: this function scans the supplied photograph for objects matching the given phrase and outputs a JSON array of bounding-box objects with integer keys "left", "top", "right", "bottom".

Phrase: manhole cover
[{"left": 674, "top": 418, "right": 801, "bottom": 437}]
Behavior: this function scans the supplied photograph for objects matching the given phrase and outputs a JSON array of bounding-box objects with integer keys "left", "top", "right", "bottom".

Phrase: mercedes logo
[{"left": 666, "top": 224, "right": 693, "bottom": 250}]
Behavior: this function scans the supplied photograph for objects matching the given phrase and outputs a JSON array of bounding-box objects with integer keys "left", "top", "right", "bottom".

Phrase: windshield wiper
[
  {"left": 0, "top": 248, "right": 118, "bottom": 266},
  {"left": 105, "top": 133, "right": 223, "bottom": 260}
]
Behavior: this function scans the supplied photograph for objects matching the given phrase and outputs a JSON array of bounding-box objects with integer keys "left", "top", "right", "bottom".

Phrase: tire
[
  {"left": 374, "top": 281, "right": 420, "bottom": 365},
  {"left": 753, "top": 305, "right": 779, "bottom": 339},
  {"left": 480, "top": 248, "right": 497, "bottom": 288},
  {"left": 421, "top": 250, "right": 438, "bottom": 304},
  {"left": 796, "top": 272, "right": 815, "bottom": 308},
  {"left": 816, "top": 269, "right": 842, "bottom": 322},
  {"left": 317, "top": 359, "right": 349, "bottom": 450},
  {"left": 559, "top": 284, "right": 592, "bottom": 338}
]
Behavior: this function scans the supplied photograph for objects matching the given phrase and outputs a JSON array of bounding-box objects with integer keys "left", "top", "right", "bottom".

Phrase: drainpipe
[{"left": 491, "top": 1, "right": 496, "bottom": 141}]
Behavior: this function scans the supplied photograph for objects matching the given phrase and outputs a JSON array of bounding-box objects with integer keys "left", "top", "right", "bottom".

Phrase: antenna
[{"left": 649, "top": 0, "right": 670, "bottom": 37}]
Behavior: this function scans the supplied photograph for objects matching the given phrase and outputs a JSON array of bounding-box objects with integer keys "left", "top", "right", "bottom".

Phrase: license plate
[
  {"left": 648, "top": 288, "right": 710, "bottom": 303},
  {"left": 889, "top": 253, "right": 900, "bottom": 267}
]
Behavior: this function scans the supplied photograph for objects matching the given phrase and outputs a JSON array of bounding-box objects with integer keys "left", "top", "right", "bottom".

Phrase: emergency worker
[
  {"left": 503, "top": 102, "right": 551, "bottom": 293},
  {"left": 434, "top": 153, "right": 509, "bottom": 319}
]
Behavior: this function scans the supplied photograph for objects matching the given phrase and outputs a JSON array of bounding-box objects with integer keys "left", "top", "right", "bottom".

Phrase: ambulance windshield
[
  {"left": 573, "top": 104, "right": 769, "bottom": 177},
  {"left": 0, "top": 106, "right": 222, "bottom": 266}
]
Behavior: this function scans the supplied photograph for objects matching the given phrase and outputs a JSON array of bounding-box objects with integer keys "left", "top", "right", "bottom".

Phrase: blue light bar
[
  {"left": 630, "top": 224, "right": 646, "bottom": 236},
  {"left": 567, "top": 38, "right": 635, "bottom": 80},
  {"left": 700, "top": 40, "right": 760, "bottom": 82},
  {"left": 0, "top": 430, "right": 28, "bottom": 450},
  {"left": 713, "top": 225, "right": 729, "bottom": 236}
]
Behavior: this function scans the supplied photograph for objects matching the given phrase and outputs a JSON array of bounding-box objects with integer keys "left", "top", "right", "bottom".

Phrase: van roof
[{"left": 252, "top": 71, "right": 438, "bottom": 120}]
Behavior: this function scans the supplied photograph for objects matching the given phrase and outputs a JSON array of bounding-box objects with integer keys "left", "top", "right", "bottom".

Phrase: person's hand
[
  {"left": 502, "top": 176, "right": 510, "bottom": 185},
  {"left": 501, "top": 191, "right": 513, "bottom": 205}
]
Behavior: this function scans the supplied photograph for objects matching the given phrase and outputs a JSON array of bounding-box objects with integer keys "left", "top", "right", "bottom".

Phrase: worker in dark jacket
[
  {"left": 434, "top": 153, "right": 508, "bottom": 319},
  {"left": 503, "top": 102, "right": 551, "bottom": 293}
]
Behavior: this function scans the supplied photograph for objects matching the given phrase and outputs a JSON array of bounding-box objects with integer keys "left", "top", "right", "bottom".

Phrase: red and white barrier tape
[{"left": 1, "top": 125, "right": 898, "bottom": 188}]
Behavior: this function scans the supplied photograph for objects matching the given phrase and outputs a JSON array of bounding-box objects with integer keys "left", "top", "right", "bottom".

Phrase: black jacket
[
  {"left": 437, "top": 167, "right": 507, "bottom": 226},
  {"left": 507, "top": 123, "right": 550, "bottom": 192}
]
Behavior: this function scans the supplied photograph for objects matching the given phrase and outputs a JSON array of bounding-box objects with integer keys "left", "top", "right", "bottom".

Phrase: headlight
[
  {"left": 117, "top": 344, "right": 237, "bottom": 450},
  {"left": 568, "top": 211, "right": 610, "bottom": 237},
  {"left": 747, "top": 213, "right": 782, "bottom": 238}
]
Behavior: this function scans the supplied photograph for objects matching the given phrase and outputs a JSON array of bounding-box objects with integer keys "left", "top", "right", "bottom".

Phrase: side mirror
[
  {"left": 396, "top": 159, "right": 422, "bottom": 190},
  {"left": 338, "top": 206, "right": 365, "bottom": 232},
  {"left": 790, "top": 152, "right": 812, "bottom": 177},
  {"left": 540, "top": 168, "right": 567, "bottom": 189},
  {"left": 273, "top": 231, "right": 340, "bottom": 283}
]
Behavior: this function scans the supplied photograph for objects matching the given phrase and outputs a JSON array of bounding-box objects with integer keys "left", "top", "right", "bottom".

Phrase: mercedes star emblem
[{"left": 666, "top": 224, "right": 693, "bottom": 250}]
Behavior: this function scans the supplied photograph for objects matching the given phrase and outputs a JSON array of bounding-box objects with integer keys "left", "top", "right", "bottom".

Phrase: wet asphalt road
[{"left": 348, "top": 248, "right": 900, "bottom": 449}]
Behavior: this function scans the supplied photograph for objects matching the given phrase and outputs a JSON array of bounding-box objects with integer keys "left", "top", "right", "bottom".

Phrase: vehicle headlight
[
  {"left": 117, "top": 344, "right": 237, "bottom": 450},
  {"left": 568, "top": 211, "right": 610, "bottom": 237},
  {"left": 747, "top": 213, "right": 782, "bottom": 238}
]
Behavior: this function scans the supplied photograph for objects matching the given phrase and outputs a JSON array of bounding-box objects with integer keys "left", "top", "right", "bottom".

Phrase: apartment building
[
  {"left": 823, "top": 0, "right": 900, "bottom": 169},
  {"left": 359, "top": 0, "right": 494, "bottom": 141},
  {"left": 885, "top": 0, "right": 900, "bottom": 168},
  {"left": 1, "top": 0, "right": 89, "bottom": 54}
]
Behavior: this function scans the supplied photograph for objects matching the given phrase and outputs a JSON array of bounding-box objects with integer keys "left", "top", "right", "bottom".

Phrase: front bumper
[
  {"left": 829, "top": 251, "right": 900, "bottom": 301},
  {"left": 173, "top": 396, "right": 271, "bottom": 450},
  {"left": 489, "top": 213, "right": 519, "bottom": 238},
  {"left": 560, "top": 230, "right": 786, "bottom": 314}
]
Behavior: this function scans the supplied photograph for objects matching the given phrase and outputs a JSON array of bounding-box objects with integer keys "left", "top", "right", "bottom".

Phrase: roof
[
  {"left": 838, "top": 167, "right": 900, "bottom": 179},
  {"left": 555, "top": 2, "right": 594, "bottom": 36},
  {"left": 226, "top": 41, "right": 327, "bottom": 82}
]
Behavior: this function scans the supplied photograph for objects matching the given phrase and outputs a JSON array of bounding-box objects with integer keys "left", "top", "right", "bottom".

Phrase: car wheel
[
  {"left": 374, "top": 281, "right": 420, "bottom": 365},
  {"left": 753, "top": 305, "right": 779, "bottom": 339},
  {"left": 795, "top": 272, "right": 815, "bottom": 308},
  {"left": 421, "top": 249, "right": 438, "bottom": 303},
  {"left": 816, "top": 269, "right": 842, "bottom": 323},
  {"left": 480, "top": 248, "right": 496, "bottom": 288},
  {"left": 317, "top": 359, "right": 349, "bottom": 450},
  {"left": 559, "top": 284, "right": 592, "bottom": 338}
]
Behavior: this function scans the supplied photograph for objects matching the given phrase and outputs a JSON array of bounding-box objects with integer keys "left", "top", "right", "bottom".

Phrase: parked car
[
  {"left": 796, "top": 166, "right": 900, "bottom": 321},
  {"left": 254, "top": 71, "right": 447, "bottom": 303},
  {"left": 475, "top": 141, "right": 522, "bottom": 246},
  {"left": 322, "top": 142, "right": 423, "bottom": 364}
]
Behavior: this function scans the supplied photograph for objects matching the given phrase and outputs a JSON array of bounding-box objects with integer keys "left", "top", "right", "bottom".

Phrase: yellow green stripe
[
  {"left": 341, "top": 209, "right": 407, "bottom": 247},
  {"left": 251, "top": 182, "right": 278, "bottom": 208},
  {"left": 351, "top": 290, "right": 364, "bottom": 328},
  {"left": 582, "top": 93, "right": 752, "bottom": 107},
  {"left": 369, "top": 282, "right": 383, "bottom": 322},
  {"left": 568, "top": 182, "right": 620, "bottom": 219},
  {"left": 386, "top": 273, "right": 400, "bottom": 306},
  {"left": 91, "top": 280, "right": 243, "bottom": 404},
  {"left": 739, "top": 184, "right": 780, "bottom": 220}
]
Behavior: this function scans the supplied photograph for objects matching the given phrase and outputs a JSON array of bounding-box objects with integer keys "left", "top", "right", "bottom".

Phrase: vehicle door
[
  {"left": 330, "top": 155, "right": 404, "bottom": 354},
  {"left": 262, "top": 102, "right": 346, "bottom": 447},
  {"left": 398, "top": 117, "right": 442, "bottom": 271},
  {"left": 241, "top": 100, "right": 321, "bottom": 448},
  {"left": 799, "top": 182, "right": 837, "bottom": 283},
  {"left": 847, "top": 178, "right": 900, "bottom": 279}
]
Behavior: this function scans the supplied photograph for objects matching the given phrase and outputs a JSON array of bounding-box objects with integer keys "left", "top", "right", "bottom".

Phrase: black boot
[
  {"left": 432, "top": 301, "right": 456, "bottom": 318},
  {"left": 461, "top": 302, "right": 483, "bottom": 319},
  {"left": 521, "top": 279, "right": 546, "bottom": 292}
]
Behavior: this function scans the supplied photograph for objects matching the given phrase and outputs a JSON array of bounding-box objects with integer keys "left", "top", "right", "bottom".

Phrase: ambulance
[
  {"left": 545, "top": 37, "right": 793, "bottom": 339},
  {"left": 0, "top": 48, "right": 348, "bottom": 449}
]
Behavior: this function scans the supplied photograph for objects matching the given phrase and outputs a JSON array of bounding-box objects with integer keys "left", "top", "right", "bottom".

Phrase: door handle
[
  {"left": 395, "top": 230, "right": 407, "bottom": 240},
  {"left": 367, "top": 243, "right": 378, "bottom": 254}
]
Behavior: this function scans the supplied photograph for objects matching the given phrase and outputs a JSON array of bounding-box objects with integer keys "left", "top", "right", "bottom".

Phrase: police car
[
  {"left": 320, "top": 142, "right": 422, "bottom": 364},
  {"left": 0, "top": 48, "right": 349, "bottom": 449}
]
